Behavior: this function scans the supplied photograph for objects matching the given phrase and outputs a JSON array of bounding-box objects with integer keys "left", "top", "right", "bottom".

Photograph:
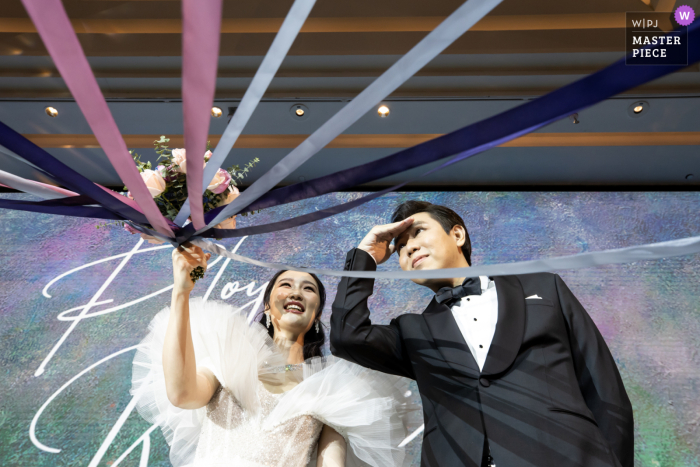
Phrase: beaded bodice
[{"left": 193, "top": 381, "right": 323, "bottom": 467}]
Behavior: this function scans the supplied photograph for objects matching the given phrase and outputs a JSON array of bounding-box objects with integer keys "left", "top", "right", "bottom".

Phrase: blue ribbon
[
  {"left": 173, "top": 21, "right": 700, "bottom": 242},
  {"left": 237, "top": 23, "right": 700, "bottom": 215},
  {"left": 0, "top": 121, "right": 150, "bottom": 224}
]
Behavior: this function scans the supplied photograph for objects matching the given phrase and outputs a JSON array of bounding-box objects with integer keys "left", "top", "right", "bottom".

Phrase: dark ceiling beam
[
  {"left": 1, "top": 72, "right": 697, "bottom": 98},
  {"left": 0, "top": 13, "right": 632, "bottom": 34}
]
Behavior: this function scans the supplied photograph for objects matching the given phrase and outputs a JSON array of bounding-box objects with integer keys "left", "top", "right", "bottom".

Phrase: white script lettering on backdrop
[{"left": 28, "top": 236, "right": 267, "bottom": 466}]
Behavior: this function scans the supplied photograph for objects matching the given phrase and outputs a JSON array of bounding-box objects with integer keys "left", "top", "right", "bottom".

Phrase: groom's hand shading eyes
[{"left": 357, "top": 218, "right": 414, "bottom": 265}]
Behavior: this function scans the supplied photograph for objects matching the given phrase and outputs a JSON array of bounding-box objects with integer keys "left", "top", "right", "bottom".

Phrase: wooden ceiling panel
[{"left": 3, "top": 0, "right": 654, "bottom": 18}]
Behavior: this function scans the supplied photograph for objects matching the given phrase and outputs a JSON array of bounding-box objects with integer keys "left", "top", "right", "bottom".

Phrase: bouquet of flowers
[{"left": 118, "top": 136, "right": 259, "bottom": 240}]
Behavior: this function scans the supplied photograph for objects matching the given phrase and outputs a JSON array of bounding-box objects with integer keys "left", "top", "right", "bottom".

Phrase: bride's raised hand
[{"left": 172, "top": 242, "right": 211, "bottom": 293}]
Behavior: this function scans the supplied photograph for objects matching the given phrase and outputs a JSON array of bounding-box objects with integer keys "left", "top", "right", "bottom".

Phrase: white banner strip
[
  {"left": 193, "top": 235, "right": 700, "bottom": 280},
  {"left": 200, "top": 0, "right": 504, "bottom": 232},
  {"left": 0, "top": 168, "right": 77, "bottom": 200},
  {"left": 173, "top": 0, "right": 317, "bottom": 226}
]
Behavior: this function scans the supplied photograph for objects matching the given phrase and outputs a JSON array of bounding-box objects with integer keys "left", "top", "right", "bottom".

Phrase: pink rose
[
  {"left": 204, "top": 150, "right": 212, "bottom": 162},
  {"left": 215, "top": 215, "right": 237, "bottom": 230},
  {"left": 171, "top": 148, "right": 206, "bottom": 174},
  {"left": 123, "top": 224, "right": 164, "bottom": 243},
  {"left": 207, "top": 168, "right": 232, "bottom": 194},
  {"left": 123, "top": 223, "right": 139, "bottom": 234},
  {"left": 140, "top": 169, "right": 166, "bottom": 197}
]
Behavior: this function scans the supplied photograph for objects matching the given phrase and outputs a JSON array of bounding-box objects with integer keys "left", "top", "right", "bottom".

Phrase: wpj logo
[{"left": 625, "top": 11, "right": 689, "bottom": 66}]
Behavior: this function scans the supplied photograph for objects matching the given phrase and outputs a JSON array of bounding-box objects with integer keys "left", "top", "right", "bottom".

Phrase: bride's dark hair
[{"left": 256, "top": 270, "right": 327, "bottom": 359}]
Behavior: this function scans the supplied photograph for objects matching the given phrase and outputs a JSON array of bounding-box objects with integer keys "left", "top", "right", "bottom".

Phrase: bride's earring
[
  {"left": 315, "top": 321, "right": 320, "bottom": 333},
  {"left": 266, "top": 313, "right": 271, "bottom": 329}
]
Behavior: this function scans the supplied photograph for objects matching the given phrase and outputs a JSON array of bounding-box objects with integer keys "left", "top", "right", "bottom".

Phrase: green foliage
[
  {"left": 124, "top": 136, "right": 260, "bottom": 224},
  {"left": 95, "top": 221, "right": 126, "bottom": 230},
  {"left": 128, "top": 150, "right": 152, "bottom": 172}
]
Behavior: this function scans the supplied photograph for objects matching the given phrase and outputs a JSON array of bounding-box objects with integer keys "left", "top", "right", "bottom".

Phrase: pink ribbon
[
  {"left": 182, "top": 0, "right": 223, "bottom": 230},
  {"left": 20, "top": 0, "right": 174, "bottom": 237}
]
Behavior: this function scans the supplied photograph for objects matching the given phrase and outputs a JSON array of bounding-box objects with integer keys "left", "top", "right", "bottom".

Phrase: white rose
[
  {"left": 171, "top": 148, "right": 207, "bottom": 174},
  {"left": 171, "top": 148, "right": 187, "bottom": 173},
  {"left": 221, "top": 185, "right": 240, "bottom": 205},
  {"left": 140, "top": 169, "right": 166, "bottom": 197}
]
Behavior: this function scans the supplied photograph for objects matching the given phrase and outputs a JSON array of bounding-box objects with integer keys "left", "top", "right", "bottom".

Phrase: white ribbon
[
  {"left": 193, "top": 235, "right": 700, "bottom": 280},
  {"left": 0, "top": 168, "right": 77, "bottom": 200},
  {"left": 173, "top": 0, "right": 317, "bottom": 226},
  {"left": 199, "top": 0, "right": 504, "bottom": 232}
]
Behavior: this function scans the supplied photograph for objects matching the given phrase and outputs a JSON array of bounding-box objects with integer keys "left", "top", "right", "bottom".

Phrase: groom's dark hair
[{"left": 391, "top": 200, "right": 472, "bottom": 266}]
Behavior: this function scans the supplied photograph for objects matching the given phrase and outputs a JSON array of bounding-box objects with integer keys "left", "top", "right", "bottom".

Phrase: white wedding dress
[{"left": 131, "top": 298, "right": 420, "bottom": 467}]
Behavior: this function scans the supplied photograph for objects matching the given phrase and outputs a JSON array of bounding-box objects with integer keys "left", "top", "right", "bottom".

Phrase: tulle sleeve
[
  {"left": 130, "top": 298, "right": 282, "bottom": 467},
  {"left": 264, "top": 356, "right": 422, "bottom": 467}
]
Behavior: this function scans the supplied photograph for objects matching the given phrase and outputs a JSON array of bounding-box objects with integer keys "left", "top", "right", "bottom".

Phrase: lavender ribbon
[
  {"left": 199, "top": 0, "right": 504, "bottom": 233},
  {"left": 193, "top": 235, "right": 700, "bottom": 280},
  {"left": 174, "top": 0, "right": 317, "bottom": 227}
]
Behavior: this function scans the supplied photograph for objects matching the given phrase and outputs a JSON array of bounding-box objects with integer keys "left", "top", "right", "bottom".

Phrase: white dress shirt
[{"left": 449, "top": 276, "right": 498, "bottom": 371}]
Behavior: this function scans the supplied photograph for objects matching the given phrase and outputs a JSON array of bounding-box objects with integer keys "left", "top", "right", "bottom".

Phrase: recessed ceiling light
[
  {"left": 289, "top": 104, "right": 308, "bottom": 120},
  {"left": 211, "top": 106, "right": 222, "bottom": 118},
  {"left": 377, "top": 105, "right": 390, "bottom": 117},
  {"left": 45, "top": 106, "right": 58, "bottom": 117},
  {"left": 628, "top": 101, "right": 649, "bottom": 118}
]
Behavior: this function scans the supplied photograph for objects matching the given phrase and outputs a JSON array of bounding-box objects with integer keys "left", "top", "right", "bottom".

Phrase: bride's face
[{"left": 267, "top": 271, "right": 321, "bottom": 335}]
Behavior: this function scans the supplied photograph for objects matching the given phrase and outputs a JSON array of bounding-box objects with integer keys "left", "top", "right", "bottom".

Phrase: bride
[{"left": 131, "top": 243, "right": 418, "bottom": 467}]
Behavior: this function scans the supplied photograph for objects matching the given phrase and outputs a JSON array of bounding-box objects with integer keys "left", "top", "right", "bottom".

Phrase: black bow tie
[{"left": 435, "top": 277, "right": 482, "bottom": 305}]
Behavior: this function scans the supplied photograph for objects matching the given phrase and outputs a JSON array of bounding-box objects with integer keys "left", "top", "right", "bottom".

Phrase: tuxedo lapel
[
  {"left": 481, "top": 275, "right": 526, "bottom": 377},
  {"left": 423, "top": 298, "right": 480, "bottom": 379}
]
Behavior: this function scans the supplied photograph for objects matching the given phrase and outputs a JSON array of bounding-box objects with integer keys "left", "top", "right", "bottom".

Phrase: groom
[{"left": 330, "top": 200, "right": 633, "bottom": 467}]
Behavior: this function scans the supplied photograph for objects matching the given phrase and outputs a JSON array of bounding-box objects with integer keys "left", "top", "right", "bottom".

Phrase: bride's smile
[{"left": 268, "top": 271, "right": 320, "bottom": 336}]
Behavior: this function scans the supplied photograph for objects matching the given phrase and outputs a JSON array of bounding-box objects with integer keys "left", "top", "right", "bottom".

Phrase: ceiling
[{"left": 0, "top": 0, "right": 699, "bottom": 190}]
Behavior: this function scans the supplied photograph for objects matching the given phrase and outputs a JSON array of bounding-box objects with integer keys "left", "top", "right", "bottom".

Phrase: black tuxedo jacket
[{"left": 330, "top": 249, "right": 634, "bottom": 467}]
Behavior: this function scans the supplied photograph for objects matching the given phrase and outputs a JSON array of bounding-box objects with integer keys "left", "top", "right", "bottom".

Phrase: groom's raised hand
[{"left": 357, "top": 218, "right": 414, "bottom": 265}]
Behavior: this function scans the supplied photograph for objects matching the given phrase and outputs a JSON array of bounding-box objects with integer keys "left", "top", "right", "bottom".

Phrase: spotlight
[
  {"left": 211, "top": 106, "right": 222, "bottom": 118},
  {"left": 45, "top": 107, "right": 58, "bottom": 117},
  {"left": 377, "top": 105, "right": 390, "bottom": 117},
  {"left": 289, "top": 104, "right": 308, "bottom": 120},
  {"left": 628, "top": 101, "right": 649, "bottom": 118}
]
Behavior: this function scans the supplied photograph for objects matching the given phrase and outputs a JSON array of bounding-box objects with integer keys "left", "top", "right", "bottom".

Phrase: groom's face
[{"left": 394, "top": 212, "right": 467, "bottom": 287}]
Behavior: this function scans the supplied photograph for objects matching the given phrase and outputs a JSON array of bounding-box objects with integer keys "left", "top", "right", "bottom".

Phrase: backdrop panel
[{"left": 0, "top": 191, "right": 699, "bottom": 466}]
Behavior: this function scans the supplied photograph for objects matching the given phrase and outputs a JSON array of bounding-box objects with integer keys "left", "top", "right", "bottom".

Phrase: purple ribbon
[
  {"left": 210, "top": 21, "right": 700, "bottom": 219},
  {"left": 179, "top": 21, "right": 699, "bottom": 241},
  {"left": 0, "top": 121, "right": 151, "bottom": 224}
]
